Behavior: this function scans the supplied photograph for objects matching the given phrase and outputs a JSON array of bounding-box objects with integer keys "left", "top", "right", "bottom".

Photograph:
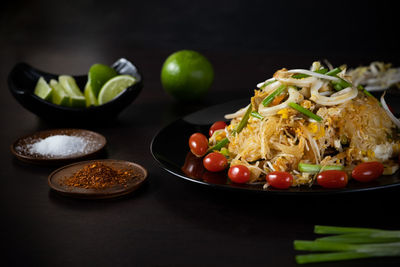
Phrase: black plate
[
  {"left": 8, "top": 58, "right": 143, "bottom": 122},
  {"left": 151, "top": 99, "right": 400, "bottom": 195}
]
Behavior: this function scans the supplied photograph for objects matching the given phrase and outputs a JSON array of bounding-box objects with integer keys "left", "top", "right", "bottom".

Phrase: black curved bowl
[
  {"left": 151, "top": 98, "right": 400, "bottom": 195},
  {"left": 8, "top": 58, "right": 143, "bottom": 122}
]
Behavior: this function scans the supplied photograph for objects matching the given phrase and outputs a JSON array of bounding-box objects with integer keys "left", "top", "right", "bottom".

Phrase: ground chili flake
[{"left": 62, "top": 162, "right": 134, "bottom": 189}]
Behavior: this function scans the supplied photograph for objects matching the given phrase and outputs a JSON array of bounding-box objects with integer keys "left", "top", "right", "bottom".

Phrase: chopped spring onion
[
  {"left": 288, "top": 103, "right": 322, "bottom": 122},
  {"left": 208, "top": 137, "right": 229, "bottom": 152},
  {"left": 358, "top": 85, "right": 374, "bottom": 98},
  {"left": 250, "top": 111, "right": 264, "bottom": 120},
  {"left": 324, "top": 67, "right": 352, "bottom": 91},
  {"left": 298, "top": 163, "right": 343, "bottom": 173},
  {"left": 358, "top": 85, "right": 381, "bottom": 106},
  {"left": 234, "top": 103, "right": 253, "bottom": 134},
  {"left": 294, "top": 225, "right": 400, "bottom": 264},
  {"left": 262, "top": 85, "right": 287, "bottom": 106},
  {"left": 325, "top": 67, "right": 342, "bottom": 76},
  {"left": 332, "top": 78, "right": 352, "bottom": 91}
]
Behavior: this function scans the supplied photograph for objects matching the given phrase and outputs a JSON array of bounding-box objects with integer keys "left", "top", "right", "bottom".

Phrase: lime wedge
[
  {"left": 87, "top": 64, "right": 118, "bottom": 97},
  {"left": 84, "top": 82, "right": 98, "bottom": 107},
  {"left": 98, "top": 75, "right": 136, "bottom": 105},
  {"left": 70, "top": 96, "right": 86, "bottom": 108},
  {"left": 50, "top": 79, "right": 70, "bottom": 106},
  {"left": 34, "top": 77, "right": 53, "bottom": 101},
  {"left": 59, "top": 75, "right": 84, "bottom": 97}
]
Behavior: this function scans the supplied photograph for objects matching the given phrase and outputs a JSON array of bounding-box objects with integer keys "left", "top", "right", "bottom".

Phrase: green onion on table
[{"left": 294, "top": 225, "right": 400, "bottom": 264}]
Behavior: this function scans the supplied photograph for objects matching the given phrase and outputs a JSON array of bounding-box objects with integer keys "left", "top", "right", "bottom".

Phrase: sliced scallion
[
  {"left": 208, "top": 137, "right": 229, "bottom": 152},
  {"left": 298, "top": 163, "right": 343, "bottom": 173},
  {"left": 325, "top": 67, "right": 342, "bottom": 76},
  {"left": 234, "top": 103, "right": 252, "bottom": 134},
  {"left": 292, "top": 73, "right": 310, "bottom": 79},
  {"left": 332, "top": 78, "right": 352, "bottom": 91},
  {"left": 325, "top": 67, "right": 352, "bottom": 91},
  {"left": 250, "top": 111, "right": 264, "bottom": 120},
  {"left": 288, "top": 103, "right": 323, "bottom": 122},
  {"left": 262, "top": 85, "right": 286, "bottom": 106}
]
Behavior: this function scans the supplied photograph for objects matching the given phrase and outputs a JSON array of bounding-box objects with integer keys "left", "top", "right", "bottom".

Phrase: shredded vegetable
[{"left": 349, "top": 62, "right": 400, "bottom": 91}]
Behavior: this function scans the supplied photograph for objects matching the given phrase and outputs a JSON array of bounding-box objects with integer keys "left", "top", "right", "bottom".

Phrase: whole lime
[{"left": 161, "top": 50, "right": 214, "bottom": 101}]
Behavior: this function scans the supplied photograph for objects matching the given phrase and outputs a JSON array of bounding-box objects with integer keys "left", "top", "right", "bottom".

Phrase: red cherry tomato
[
  {"left": 189, "top": 133, "right": 209, "bottom": 157},
  {"left": 203, "top": 152, "right": 228, "bottom": 172},
  {"left": 228, "top": 165, "right": 250, "bottom": 183},
  {"left": 209, "top": 121, "right": 227, "bottom": 137},
  {"left": 352, "top": 162, "right": 384, "bottom": 182},
  {"left": 317, "top": 170, "right": 348, "bottom": 188},
  {"left": 266, "top": 171, "right": 293, "bottom": 189}
]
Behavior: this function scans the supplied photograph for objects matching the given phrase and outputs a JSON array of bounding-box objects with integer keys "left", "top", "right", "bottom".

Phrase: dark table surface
[{"left": 1, "top": 1, "right": 400, "bottom": 266}]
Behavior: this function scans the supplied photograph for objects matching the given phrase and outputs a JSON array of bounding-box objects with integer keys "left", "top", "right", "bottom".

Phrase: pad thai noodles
[{"left": 203, "top": 61, "right": 400, "bottom": 188}]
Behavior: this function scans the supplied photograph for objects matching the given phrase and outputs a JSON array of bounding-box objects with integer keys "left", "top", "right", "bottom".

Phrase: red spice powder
[{"left": 62, "top": 162, "right": 134, "bottom": 189}]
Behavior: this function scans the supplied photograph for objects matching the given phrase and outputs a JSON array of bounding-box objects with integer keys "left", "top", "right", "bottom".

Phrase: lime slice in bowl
[
  {"left": 98, "top": 75, "right": 136, "bottom": 105},
  {"left": 87, "top": 64, "right": 118, "bottom": 97},
  {"left": 50, "top": 79, "right": 70, "bottom": 106},
  {"left": 59, "top": 75, "right": 84, "bottom": 97},
  {"left": 34, "top": 77, "right": 53, "bottom": 100},
  {"left": 84, "top": 83, "right": 98, "bottom": 107},
  {"left": 70, "top": 96, "right": 86, "bottom": 108}
]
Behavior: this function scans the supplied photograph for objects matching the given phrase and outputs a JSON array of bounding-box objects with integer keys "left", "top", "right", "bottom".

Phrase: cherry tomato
[
  {"left": 203, "top": 152, "right": 228, "bottom": 172},
  {"left": 266, "top": 171, "right": 293, "bottom": 189},
  {"left": 317, "top": 170, "right": 348, "bottom": 188},
  {"left": 228, "top": 165, "right": 250, "bottom": 183},
  {"left": 189, "top": 133, "right": 209, "bottom": 157},
  {"left": 209, "top": 121, "right": 227, "bottom": 137},
  {"left": 352, "top": 162, "right": 384, "bottom": 182}
]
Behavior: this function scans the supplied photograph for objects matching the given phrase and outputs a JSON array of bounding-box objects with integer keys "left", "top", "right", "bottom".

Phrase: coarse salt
[{"left": 28, "top": 135, "right": 88, "bottom": 157}]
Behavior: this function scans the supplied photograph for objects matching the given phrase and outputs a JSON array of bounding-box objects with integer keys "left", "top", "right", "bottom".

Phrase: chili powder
[{"left": 62, "top": 162, "right": 134, "bottom": 189}]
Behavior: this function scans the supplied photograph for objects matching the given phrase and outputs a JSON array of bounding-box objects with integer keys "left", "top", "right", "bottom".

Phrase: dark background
[{"left": 1, "top": 0, "right": 400, "bottom": 266}]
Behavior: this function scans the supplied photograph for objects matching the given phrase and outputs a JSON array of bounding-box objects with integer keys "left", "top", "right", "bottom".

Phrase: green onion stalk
[{"left": 294, "top": 225, "right": 400, "bottom": 264}]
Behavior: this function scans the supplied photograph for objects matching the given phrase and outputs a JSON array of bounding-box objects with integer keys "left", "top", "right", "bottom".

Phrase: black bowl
[{"left": 8, "top": 58, "right": 143, "bottom": 122}]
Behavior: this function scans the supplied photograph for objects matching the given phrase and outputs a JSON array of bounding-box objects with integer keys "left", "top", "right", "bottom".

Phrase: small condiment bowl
[
  {"left": 11, "top": 128, "right": 107, "bottom": 165},
  {"left": 48, "top": 159, "right": 148, "bottom": 199},
  {"left": 8, "top": 58, "right": 143, "bottom": 122}
]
